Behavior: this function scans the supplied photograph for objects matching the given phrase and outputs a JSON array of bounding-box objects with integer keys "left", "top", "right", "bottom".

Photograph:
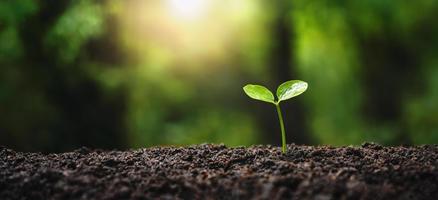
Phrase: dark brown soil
[{"left": 1, "top": 143, "right": 437, "bottom": 200}]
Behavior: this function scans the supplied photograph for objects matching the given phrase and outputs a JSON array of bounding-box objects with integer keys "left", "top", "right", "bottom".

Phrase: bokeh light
[{"left": 167, "top": 0, "right": 210, "bottom": 21}]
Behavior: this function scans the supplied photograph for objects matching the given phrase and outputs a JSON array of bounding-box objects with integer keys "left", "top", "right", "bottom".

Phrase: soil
[{"left": 1, "top": 143, "right": 437, "bottom": 200}]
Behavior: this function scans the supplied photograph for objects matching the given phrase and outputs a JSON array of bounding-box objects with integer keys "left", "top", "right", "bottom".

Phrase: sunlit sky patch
[
  {"left": 115, "top": 0, "right": 270, "bottom": 73},
  {"left": 166, "top": 0, "right": 210, "bottom": 21}
]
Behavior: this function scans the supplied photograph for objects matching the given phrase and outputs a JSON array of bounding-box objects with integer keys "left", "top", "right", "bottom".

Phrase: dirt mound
[{"left": 1, "top": 143, "right": 437, "bottom": 199}]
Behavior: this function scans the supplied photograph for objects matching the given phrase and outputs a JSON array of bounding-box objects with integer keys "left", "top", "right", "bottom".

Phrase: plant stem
[{"left": 275, "top": 103, "right": 287, "bottom": 153}]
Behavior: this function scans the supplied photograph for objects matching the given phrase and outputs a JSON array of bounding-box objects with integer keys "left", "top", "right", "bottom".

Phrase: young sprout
[{"left": 243, "top": 80, "right": 308, "bottom": 153}]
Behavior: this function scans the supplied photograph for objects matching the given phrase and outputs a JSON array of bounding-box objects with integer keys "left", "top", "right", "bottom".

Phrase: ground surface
[{"left": 0, "top": 143, "right": 437, "bottom": 200}]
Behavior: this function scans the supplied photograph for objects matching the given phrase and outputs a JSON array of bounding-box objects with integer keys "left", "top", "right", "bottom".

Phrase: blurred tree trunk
[
  {"left": 357, "top": 28, "right": 420, "bottom": 145},
  {"left": 17, "top": 1, "right": 127, "bottom": 152},
  {"left": 257, "top": 0, "right": 310, "bottom": 146}
]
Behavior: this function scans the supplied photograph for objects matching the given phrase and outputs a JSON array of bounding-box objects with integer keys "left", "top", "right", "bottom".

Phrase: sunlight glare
[{"left": 167, "top": 0, "right": 209, "bottom": 20}]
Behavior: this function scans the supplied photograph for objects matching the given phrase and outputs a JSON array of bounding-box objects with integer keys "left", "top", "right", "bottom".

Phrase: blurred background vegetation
[{"left": 1, "top": 0, "right": 437, "bottom": 152}]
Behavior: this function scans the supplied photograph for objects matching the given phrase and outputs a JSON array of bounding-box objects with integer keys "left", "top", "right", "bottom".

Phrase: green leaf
[
  {"left": 243, "top": 84, "right": 275, "bottom": 104},
  {"left": 276, "top": 80, "right": 308, "bottom": 102}
]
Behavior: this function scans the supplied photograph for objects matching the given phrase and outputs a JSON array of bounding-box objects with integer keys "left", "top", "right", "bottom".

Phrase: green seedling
[{"left": 243, "top": 80, "right": 308, "bottom": 153}]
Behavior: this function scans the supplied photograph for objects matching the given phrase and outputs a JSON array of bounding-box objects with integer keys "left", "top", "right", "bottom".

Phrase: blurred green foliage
[{"left": 0, "top": 0, "right": 437, "bottom": 151}]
